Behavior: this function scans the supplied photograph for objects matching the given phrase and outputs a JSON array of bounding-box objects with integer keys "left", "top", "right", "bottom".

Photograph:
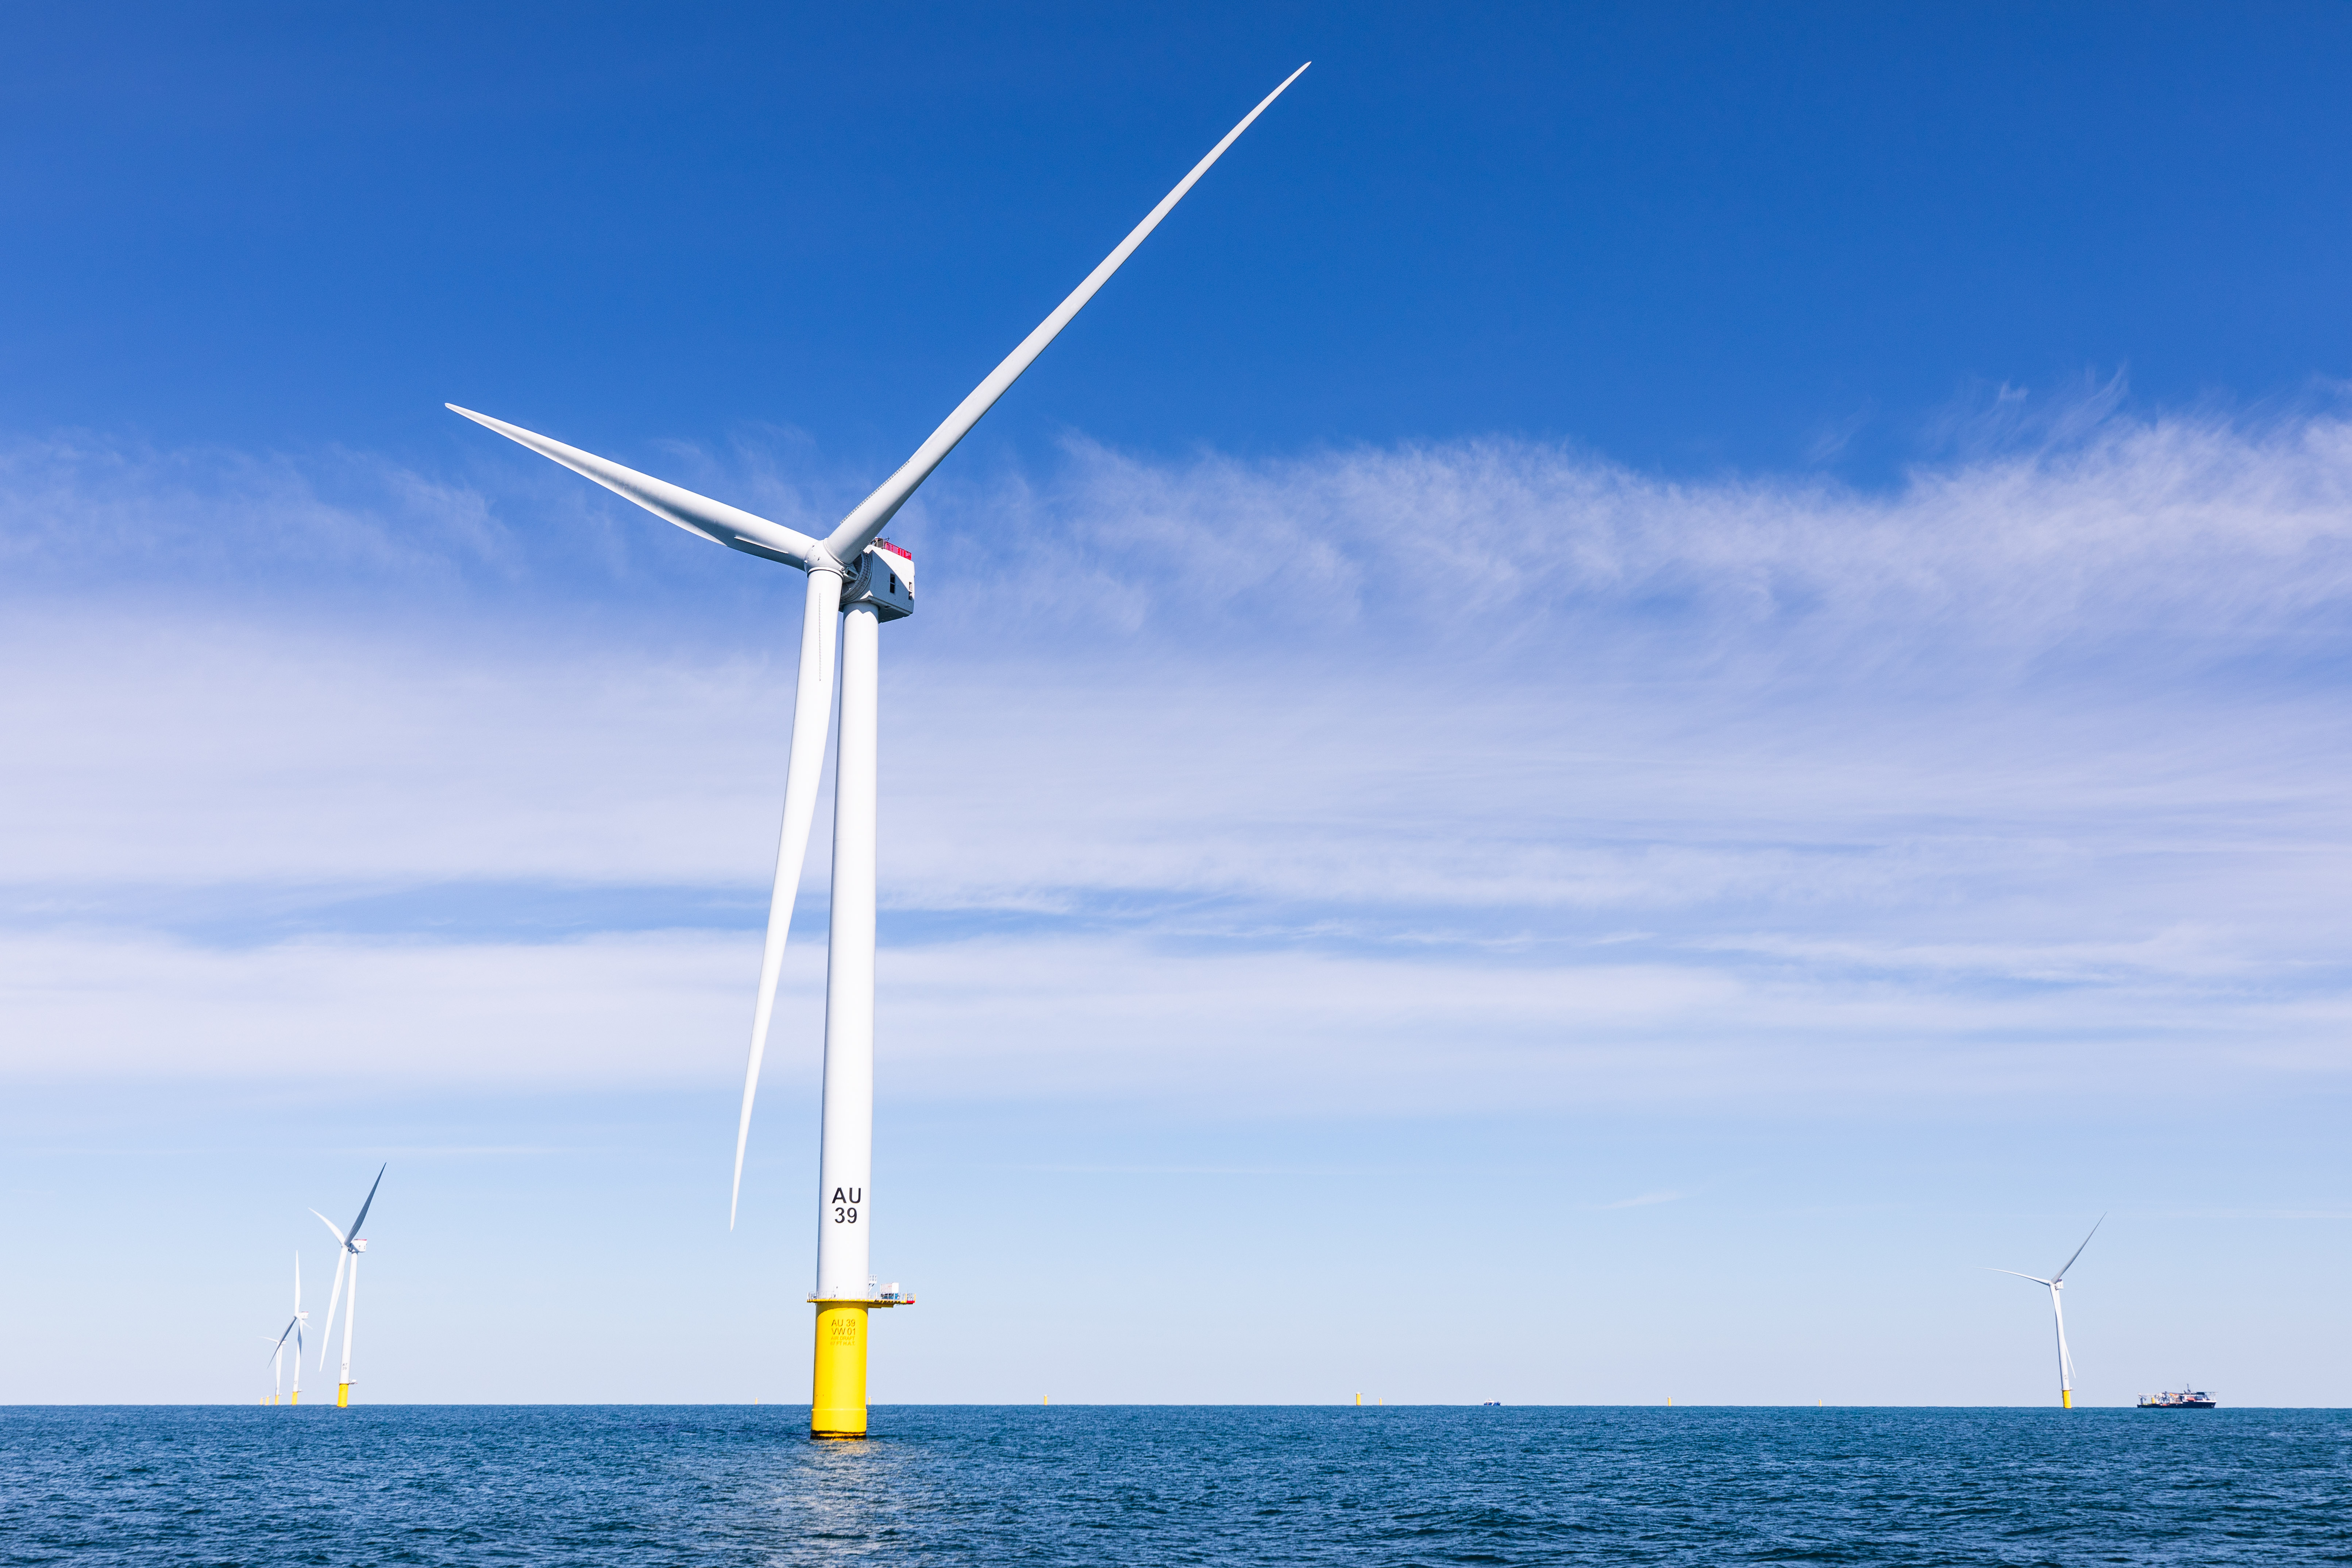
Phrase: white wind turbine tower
[
  {"left": 1992, "top": 1214, "right": 2104, "bottom": 1408},
  {"left": 313, "top": 1164, "right": 386, "bottom": 1409},
  {"left": 265, "top": 1254, "right": 308, "bottom": 1405},
  {"left": 448, "top": 65, "right": 1308, "bottom": 1439}
]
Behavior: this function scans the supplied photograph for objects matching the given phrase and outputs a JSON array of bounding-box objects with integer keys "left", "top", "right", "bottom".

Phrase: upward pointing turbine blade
[
  {"left": 346, "top": 1164, "right": 387, "bottom": 1243},
  {"left": 819, "top": 61, "right": 1311, "bottom": 565},
  {"left": 730, "top": 569, "right": 844, "bottom": 1228},
  {"left": 2052, "top": 1214, "right": 2105, "bottom": 1284}
]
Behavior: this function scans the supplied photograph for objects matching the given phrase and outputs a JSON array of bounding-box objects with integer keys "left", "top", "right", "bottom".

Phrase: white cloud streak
[
  {"left": 987, "top": 411, "right": 2352, "bottom": 664},
  {"left": 11, "top": 925, "right": 2344, "bottom": 1111},
  {"left": 5, "top": 410, "right": 2352, "bottom": 1106}
]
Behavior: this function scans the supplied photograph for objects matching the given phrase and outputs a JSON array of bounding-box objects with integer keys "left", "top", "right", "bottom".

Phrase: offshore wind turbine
[
  {"left": 313, "top": 1164, "right": 386, "bottom": 1408},
  {"left": 448, "top": 65, "right": 1308, "bottom": 1440},
  {"left": 265, "top": 1254, "right": 308, "bottom": 1405},
  {"left": 1992, "top": 1215, "right": 2103, "bottom": 1408}
]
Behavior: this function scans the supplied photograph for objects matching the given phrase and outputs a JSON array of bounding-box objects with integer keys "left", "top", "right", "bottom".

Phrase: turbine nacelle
[{"left": 842, "top": 541, "right": 915, "bottom": 622}]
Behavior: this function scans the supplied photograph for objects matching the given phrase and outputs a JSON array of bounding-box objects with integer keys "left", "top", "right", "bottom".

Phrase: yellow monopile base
[
  {"left": 290, "top": 1391, "right": 299, "bottom": 1406},
  {"left": 337, "top": 1383, "right": 351, "bottom": 1409},
  {"left": 810, "top": 1305, "right": 869, "bottom": 1438},
  {"left": 2061, "top": 1389, "right": 2073, "bottom": 1409}
]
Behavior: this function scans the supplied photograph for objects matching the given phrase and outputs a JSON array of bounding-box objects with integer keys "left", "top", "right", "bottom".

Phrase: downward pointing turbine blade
[
  {"left": 346, "top": 1164, "right": 387, "bottom": 1243},
  {"left": 820, "top": 61, "right": 1311, "bottom": 565},
  {"left": 446, "top": 405, "right": 824, "bottom": 569},
  {"left": 2052, "top": 1214, "right": 2105, "bottom": 1284},
  {"left": 319, "top": 1247, "right": 348, "bottom": 1372},
  {"left": 730, "top": 569, "right": 844, "bottom": 1228}
]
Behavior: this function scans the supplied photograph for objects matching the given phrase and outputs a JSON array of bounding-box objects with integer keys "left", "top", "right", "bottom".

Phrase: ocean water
[{"left": 3, "top": 1405, "right": 2347, "bottom": 1566}]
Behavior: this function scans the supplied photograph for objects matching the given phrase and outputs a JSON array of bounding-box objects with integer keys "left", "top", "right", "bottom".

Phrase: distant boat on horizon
[{"left": 2136, "top": 1388, "right": 2217, "bottom": 1409}]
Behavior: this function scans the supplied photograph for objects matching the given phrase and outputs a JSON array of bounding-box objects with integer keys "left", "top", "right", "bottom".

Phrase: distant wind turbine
[
  {"left": 448, "top": 64, "right": 1308, "bottom": 1440},
  {"left": 1992, "top": 1215, "right": 2104, "bottom": 1408},
  {"left": 265, "top": 1253, "right": 308, "bottom": 1405},
  {"left": 312, "top": 1164, "right": 386, "bottom": 1408}
]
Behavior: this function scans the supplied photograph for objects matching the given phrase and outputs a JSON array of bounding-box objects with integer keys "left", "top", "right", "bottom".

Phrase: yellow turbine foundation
[
  {"left": 337, "top": 1383, "right": 351, "bottom": 1409},
  {"left": 290, "top": 1391, "right": 299, "bottom": 1406},
  {"left": 2061, "top": 1389, "right": 2073, "bottom": 1409},
  {"left": 810, "top": 1305, "right": 868, "bottom": 1437},
  {"left": 808, "top": 1295, "right": 911, "bottom": 1438}
]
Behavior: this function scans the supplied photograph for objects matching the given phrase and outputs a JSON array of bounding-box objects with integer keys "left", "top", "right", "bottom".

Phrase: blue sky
[{"left": 4, "top": 2, "right": 2351, "bottom": 1407}]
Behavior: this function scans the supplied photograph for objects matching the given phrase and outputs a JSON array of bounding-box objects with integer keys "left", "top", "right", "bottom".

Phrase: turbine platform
[
  {"left": 807, "top": 1286, "right": 913, "bottom": 1439},
  {"left": 807, "top": 1286, "right": 914, "bottom": 1308}
]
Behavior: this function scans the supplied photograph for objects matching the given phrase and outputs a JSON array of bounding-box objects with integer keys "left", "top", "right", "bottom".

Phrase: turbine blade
[
  {"left": 2052, "top": 1214, "right": 2105, "bottom": 1283},
  {"left": 446, "top": 405, "right": 823, "bottom": 569},
  {"left": 730, "top": 570, "right": 844, "bottom": 1229},
  {"left": 819, "top": 62, "right": 1310, "bottom": 565},
  {"left": 346, "top": 1163, "right": 387, "bottom": 1241},
  {"left": 1988, "top": 1269, "right": 2054, "bottom": 1285},
  {"left": 319, "top": 1249, "right": 348, "bottom": 1371},
  {"left": 310, "top": 1208, "right": 348, "bottom": 1248},
  {"left": 270, "top": 1317, "right": 297, "bottom": 1357}
]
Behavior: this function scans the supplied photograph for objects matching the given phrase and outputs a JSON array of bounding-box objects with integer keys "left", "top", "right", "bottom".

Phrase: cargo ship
[{"left": 2136, "top": 1388, "right": 2217, "bottom": 1409}]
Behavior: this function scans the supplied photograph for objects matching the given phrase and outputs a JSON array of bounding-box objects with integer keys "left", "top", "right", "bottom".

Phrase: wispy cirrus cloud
[
  {"left": 1594, "top": 1190, "right": 1687, "bottom": 1210},
  {"left": 926, "top": 404, "right": 2352, "bottom": 677},
  {"left": 5, "top": 406, "right": 2352, "bottom": 1108}
]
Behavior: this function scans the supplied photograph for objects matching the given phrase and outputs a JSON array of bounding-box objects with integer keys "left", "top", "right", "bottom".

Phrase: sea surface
[{"left": 4, "top": 1405, "right": 2347, "bottom": 1566}]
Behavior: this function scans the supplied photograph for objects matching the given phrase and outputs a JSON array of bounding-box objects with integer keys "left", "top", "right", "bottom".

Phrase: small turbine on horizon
[
  {"left": 1992, "top": 1214, "right": 2103, "bottom": 1408},
  {"left": 265, "top": 1253, "right": 308, "bottom": 1406},
  {"left": 448, "top": 65, "right": 1308, "bottom": 1440},
  {"left": 312, "top": 1164, "right": 385, "bottom": 1409}
]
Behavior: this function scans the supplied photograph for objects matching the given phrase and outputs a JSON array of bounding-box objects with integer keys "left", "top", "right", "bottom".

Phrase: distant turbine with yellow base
[
  {"left": 450, "top": 63, "right": 1308, "bottom": 1440},
  {"left": 265, "top": 1253, "right": 308, "bottom": 1405},
  {"left": 1992, "top": 1215, "right": 2103, "bottom": 1408},
  {"left": 313, "top": 1164, "right": 386, "bottom": 1409}
]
